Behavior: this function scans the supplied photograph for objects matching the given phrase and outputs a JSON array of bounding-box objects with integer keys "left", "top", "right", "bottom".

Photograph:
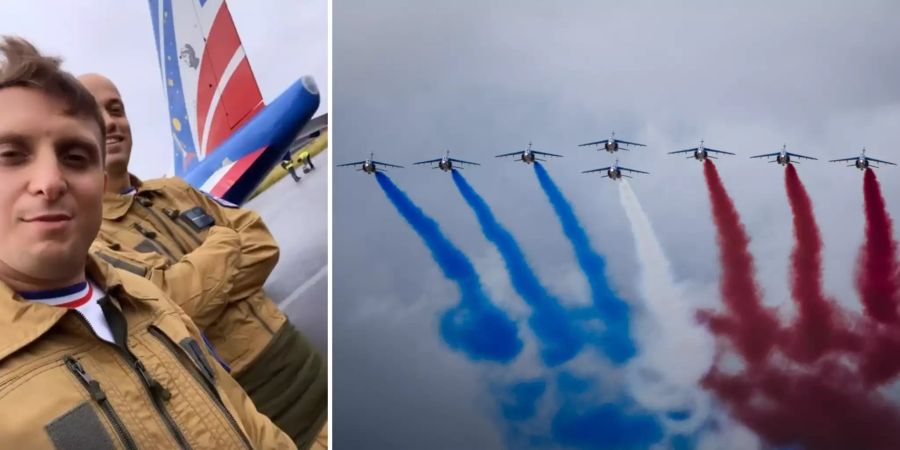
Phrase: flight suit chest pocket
[{"left": 181, "top": 207, "right": 215, "bottom": 232}]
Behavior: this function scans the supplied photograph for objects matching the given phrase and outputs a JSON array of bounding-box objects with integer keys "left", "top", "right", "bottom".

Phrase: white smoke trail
[{"left": 618, "top": 180, "right": 717, "bottom": 434}]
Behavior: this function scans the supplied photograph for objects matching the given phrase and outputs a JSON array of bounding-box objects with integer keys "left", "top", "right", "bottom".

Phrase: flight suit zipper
[
  {"left": 134, "top": 197, "right": 194, "bottom": 255},
  {"left": 126, "top": 353, "right": 192, "bottom": 450},
  {"left": 63, "top": 356, "right": 138, "bottom": 450},
  {"left": 148, "top": 326, "right": 252, "bottom": 449},
  {"left": 75, "top": 302, "right": 193, "bottom": 449}
]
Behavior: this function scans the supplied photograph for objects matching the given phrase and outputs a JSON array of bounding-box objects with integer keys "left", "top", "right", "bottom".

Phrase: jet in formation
[
  {"left": 751, "top": 145, "right": 817, "bottom": 166},
  {"left": 413, "top": 150, "right": 480, "bottom": 171},
  {"left": 582, "top": 159, "right": 649, "bottom": 180},
  {"left": 495, "top": 142, "right": 563, "bottom": 164},
  {"left": 578, "top": 132, "right": 646, "bottom": 153},
  {"left": 829, "top": 148, "right": 896, "bottom": 170},
  {"left": 668, "top": 140, "right": 734, "bottom": 161},
  {"left": 337, "top": 153, "right": 403, "bottom": 174}
]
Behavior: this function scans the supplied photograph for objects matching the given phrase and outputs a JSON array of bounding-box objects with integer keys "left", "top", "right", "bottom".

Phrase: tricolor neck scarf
[{"left": 19, "top": 280, "right": 113, "bottom": 343}]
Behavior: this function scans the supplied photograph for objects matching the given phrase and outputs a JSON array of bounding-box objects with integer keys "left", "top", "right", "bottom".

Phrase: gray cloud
[{"left": 335, "top": 0, "right": 900, "bottom": 448}]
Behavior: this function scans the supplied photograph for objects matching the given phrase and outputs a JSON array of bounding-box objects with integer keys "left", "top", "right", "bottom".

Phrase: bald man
[{"left": 81, "top": 73, "right": 327, "bottom": 450}]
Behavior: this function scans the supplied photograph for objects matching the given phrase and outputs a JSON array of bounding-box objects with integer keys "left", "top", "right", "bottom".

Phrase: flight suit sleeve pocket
[
  {"left": 45, "top": 402, "right": 117, "bottom": 450},
  {"left": 182, "top": 207, "right": 215, "bottom": 231}
]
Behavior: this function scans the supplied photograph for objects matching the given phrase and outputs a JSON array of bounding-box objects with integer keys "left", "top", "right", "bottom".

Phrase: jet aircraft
[
  {"left": 495, "top": 142, "right": 562, "bottom": 164},
  {"left": 829, "top": 148, "right": 896, "bottom": 170},
  {"left": 413, "top": 150, "right": 480, "bottom": 171},
  {"left": 148, "top": 0, "right": 320, "bottom": 204},
  {"left": 337, "top": 153, "right": 403, "bottom": 174},
  {"left": 582, "top": 159, "right": 649, "bottom": 180},
  {"left": 668, "top": 140, "right": 734, "bottom": 161},
  {"left": 750, "top": 145, "right": 817, "bottom": 165},
  {"left": 578, "top": 132, "right": 646, "bottom": 153}
]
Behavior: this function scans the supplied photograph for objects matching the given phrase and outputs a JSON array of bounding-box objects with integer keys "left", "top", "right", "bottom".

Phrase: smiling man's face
[
  {"left": 78, "top": 73, "right": 132, "bottom": 176},
  {"left": 0, "top": 87, "right": 105, "bottom": 283}
]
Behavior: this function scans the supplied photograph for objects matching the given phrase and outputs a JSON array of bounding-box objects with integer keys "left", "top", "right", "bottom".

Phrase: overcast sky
[
  {"left": 0, "top": 0, "right": 326, "bottom": 178},
  {"left": 334, "top": 1, "right": 900, "bottom": 448}
]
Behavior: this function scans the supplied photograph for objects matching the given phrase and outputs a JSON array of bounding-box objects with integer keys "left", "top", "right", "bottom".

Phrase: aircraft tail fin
[{"left": 148, "top": 0, "right": 266, "bottom": 177}]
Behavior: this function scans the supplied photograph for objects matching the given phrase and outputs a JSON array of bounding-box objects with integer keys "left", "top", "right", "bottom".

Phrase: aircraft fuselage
[
  {"left": 439, "top": 159, "right": 452, "bottom": 171},
  {"left": 521, "top": 152, "right": 536, "bottom": 164},
  {"left": 607, "top": 168, "right": 622, "bottom": 179},
  {"left": 856, "top": 158, "right": 869, "bottom": 170},
  {"left": 694, "top": 149, "right": 708, "bottom": 161},
  {"left": 777, "top": 153, "right": 790, "bottom": 165},
  {"left": 363, "top": 161, "right": 376, "bottom": 173},
  {"left": 604, "top": 140, "right": 618, "bottom": 152}
]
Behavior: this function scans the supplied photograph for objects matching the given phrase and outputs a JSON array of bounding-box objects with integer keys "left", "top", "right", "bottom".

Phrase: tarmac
[{"left": 247, "top": 149, "right": 329, "bottom": 355}]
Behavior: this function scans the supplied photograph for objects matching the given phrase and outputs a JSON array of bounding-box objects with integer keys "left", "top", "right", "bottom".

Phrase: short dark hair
[{"left": 0, "top": 36, "right": 106, "bottom": 158}]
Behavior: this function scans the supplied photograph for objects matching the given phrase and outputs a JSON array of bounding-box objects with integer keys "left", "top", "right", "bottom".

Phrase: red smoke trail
[
  {"left": 854, "top": 168, "right": 900, "bottom": 385},
  {"left": 701, "top": 159, "right": 779, "bottom": 365},
  {"left": 704, "top": 361, "right": 900, "bottom": 450},
  {"left": 701, "top": 162, "right": 900, "bottom": 448},
  {"left": 782, "top": 164, "right": 859, "bottom": 360},
  {"left": 856, "top": 168, "right": 900, "bottom": 324}
]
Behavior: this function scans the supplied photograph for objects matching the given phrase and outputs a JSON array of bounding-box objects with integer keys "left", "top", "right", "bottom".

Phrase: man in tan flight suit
[
  {"left": 0, "top": 36, "right": 295, "bottom": 449},
  {"left": 79, "top": 73, "right": 327, "bottom": 450}
]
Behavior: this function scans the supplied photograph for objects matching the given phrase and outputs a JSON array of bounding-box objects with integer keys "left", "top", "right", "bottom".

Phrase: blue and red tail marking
[{"left": 147, "top": 0, "right": 319, "bottom": 205}]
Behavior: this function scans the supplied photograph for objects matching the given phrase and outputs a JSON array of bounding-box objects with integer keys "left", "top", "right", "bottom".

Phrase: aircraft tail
[{"left": 148, "top": 0, "right": 265, "bottom": 177}]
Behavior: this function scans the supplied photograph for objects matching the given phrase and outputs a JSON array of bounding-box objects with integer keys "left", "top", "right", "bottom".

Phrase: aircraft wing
[
  {"left": 750, "top": 152, "right": 780, "bottom": 159},
  {"left": 533, "top": 150, "right": 563, "bottom": 158},
  {"left": 706, "top": 148, "right": 735, "bottom": 155},
  {"left": 578, "top": 139, "right": 607, "bottom": 147},
  {"left": 868, "top": 157, "right": 897, "bottom": 166},
  {"left": 616, "top": 139, "right": 646, "bottom": 147},
  {"left": 496, "top": 151, "right": 524, "bottom": 158},
  {"left": 828, "top": 156, "right": 857, "bottom": 163},
  {"left": 337, "top": 161, "right": 367, "bottom": 167},
  {"left": 373, "top": 160, "right": 404, "bottom": 168},
  {"left": 582, "top": 167, "right": 610, "bottom": 174},
  {"left": 449, "top": 158, "right": 480, "bottom": 166},
  {"left": 619, "top": 166, "right": 650, "bottom": 175},
  {"left": 669, "top": 148, "right": 697, "bottom": 155},
  {"left": 413, "top": 158, "right": 442, "bottom": 165},
  {"left": 787, "top": 152, "right": 817, "bottom": 161}
]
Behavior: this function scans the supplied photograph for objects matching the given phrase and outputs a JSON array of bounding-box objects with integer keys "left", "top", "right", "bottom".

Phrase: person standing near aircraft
[
  {"left": 79, "top": 73, "right": 327, "bottom": 450},
  {"left": 0, "top": 36, "right": 294, "bottom": 449},
  {"left": 282, "top": 157, "right": 302, "bottom": 182},
  {"left": 302, "top": 150, "right": 316, "bottom": 172}
]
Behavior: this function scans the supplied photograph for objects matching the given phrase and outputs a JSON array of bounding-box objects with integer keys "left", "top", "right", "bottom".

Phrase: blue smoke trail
[
  {"left": 376, "top": 172, "right": 522, "bottom": 362},
  {"left": 551, "top": 371, "right": 665, "bottom": 450},
  {"left": 552, "top": 403, "right": 664, "bottom": 450},
  {"left": 497, "top": 379, "right": 547, "bottom": 421},
  {"left": 533, "top": 163, "right": 636, "bottom": 364},
  {"left": 495, "top": 371, "right": 668, "bottom": 450},
  {"left": 452, "top": 170, "right": 584, "bottom": 366}
]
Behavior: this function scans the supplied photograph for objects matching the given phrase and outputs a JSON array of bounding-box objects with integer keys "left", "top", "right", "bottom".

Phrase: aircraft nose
[{"left": 301, "top": 75, "right": 319, "bottom": 95}]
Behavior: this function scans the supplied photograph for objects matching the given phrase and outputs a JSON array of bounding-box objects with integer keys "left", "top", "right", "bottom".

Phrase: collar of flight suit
[
  {"left": 0, "top": 255, "right": 161, "bottom": 362},
  {"left": 102, "top": 173, "right": 163, "bottom": 220}
]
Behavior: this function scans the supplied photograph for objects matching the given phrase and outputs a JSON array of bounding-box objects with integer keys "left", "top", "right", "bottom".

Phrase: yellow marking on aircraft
[{"left": 248, "top": 131, "right": 328, "bottom": 200}]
